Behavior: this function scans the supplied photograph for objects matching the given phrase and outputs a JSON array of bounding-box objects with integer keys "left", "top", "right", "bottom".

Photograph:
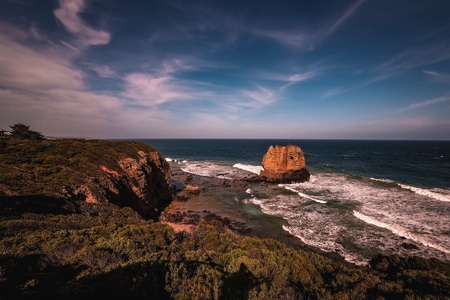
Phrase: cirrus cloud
[{"left": 54, "top": 0, "right": 110, "bottom": 47}]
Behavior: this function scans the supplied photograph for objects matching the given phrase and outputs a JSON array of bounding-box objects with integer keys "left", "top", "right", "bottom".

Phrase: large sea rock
[{"left": 249, "top": 144, "right": 310, "bottom": 183}]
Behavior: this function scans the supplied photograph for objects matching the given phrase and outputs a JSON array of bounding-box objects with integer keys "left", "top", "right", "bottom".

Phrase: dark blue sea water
[{"left": 134, "top": 139, "right": 450, "bottom": 265}]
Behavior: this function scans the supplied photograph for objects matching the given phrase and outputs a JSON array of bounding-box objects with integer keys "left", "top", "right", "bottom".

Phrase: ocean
[{"left": 134, "top": 139, "right": 450, "bottom": 266}]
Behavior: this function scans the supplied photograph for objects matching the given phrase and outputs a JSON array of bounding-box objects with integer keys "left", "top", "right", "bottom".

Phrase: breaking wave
[
  {"left": 370, "top": 177, "right": 450, "bottom": 202},
  {"left": 233, "top": 163, "right": 263, "bottom": 174},
  {"left": 353, "top": 211, "right": 450, "bottom": 255}
]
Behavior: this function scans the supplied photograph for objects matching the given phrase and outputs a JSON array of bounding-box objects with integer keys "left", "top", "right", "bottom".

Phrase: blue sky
[{"left": 1, "top": 0, "right": 450, "bottom": 139}]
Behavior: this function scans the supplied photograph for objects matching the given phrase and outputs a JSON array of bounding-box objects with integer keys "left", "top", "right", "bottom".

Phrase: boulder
[
  {"left": 249, "top": 144, "right": 310, "bottom": 183},
  {"left": 185, "top": 185, "right": 200, "bottom": 194}
]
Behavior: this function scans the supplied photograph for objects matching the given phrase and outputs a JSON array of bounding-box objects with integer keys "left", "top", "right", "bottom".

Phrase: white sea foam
[
  {"left": 169, "top": 151, "right": 450, "bottom": 265},
  {"left": 247, "top": 171, "right": 450, "bottom": 265},
  {"left": 180, "top": 162, "right": 232, "bottom": 179},
  {"left": 353, "top": 211, "right": 450, "bottom": 255},
  {"left": 167, "top": 158, "right": 184, "bottom": 164},
  {"left": 233, "top": 163, "right": 263, "bottom": 174},
  {"left": 370, "top": 177, "right": 450, "bottom": 202},
  {"left": 279, "top": 184, "right": 327, "bottom": 203},
  {"left": 370, "top": 177, "right": 395, "bottom": 183},
  {"left": 282, "top": 225, "right": 366, "bottom": 266},
  {"left": 180, "top": 161, "right": 256, "bottom": 180},
  {"left": 298, "top": 191, "right": 327, "bottom": 203},
  {"left": 398, "top": 184, "right": 450, "bottom": 202}
]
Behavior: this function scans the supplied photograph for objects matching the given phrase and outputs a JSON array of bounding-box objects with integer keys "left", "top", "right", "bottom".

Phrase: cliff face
[
  {"left": 250, "top": 144, "right": 310, "bottom": 183},
  {"left": 78, "top": 150, "right": 172, "bottom": 220},
  {"left": 0, "top": 139, "right": 173, "bottom": 220}
]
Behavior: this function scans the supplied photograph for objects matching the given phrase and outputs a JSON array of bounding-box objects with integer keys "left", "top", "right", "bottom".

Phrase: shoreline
[{"left": 161, "top": 161, "right": 355, "bottom": 267}]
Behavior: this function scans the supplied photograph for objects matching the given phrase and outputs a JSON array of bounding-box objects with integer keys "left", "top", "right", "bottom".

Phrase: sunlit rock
[{"left": 249, "top": 144, "right": 310, "bottom": 183}]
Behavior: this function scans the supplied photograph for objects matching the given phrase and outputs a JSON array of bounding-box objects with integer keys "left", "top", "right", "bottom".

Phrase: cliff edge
[{"left": 0, "top": 139, "right": 172, "bottom": 220}]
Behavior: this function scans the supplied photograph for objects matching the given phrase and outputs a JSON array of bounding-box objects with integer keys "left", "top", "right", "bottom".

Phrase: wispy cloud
[
  {"left": 0, "top": 28, "right": 123, "bottom": 135},
  {"left": 60, "top": 40, "right": 78, "bottom": 51},
  {"left": 2, "top": 0, "right": 449, "bottom": 139},
  {"left": 396, "top": 96, "right": 450, "bottom": 113},
  {"left": 321, "top": 87, "right": 348, "bottom": 99},
  {"left": 0, "top": 32, "right": 83, "bottom": 91},
  {"left": 89, "top": 65, "right": 116, "bottom": 78},
  {"left": 320, "top": 81, "right": 366, "bottom": 99},
  {"left": 250, "top": 29, "right": 314, "bottom": 51},
  {"left": 423, "top": 70, "right": 450, "bottom": 83},
  {"left": 53, "top": 0, "right": 110, "bottom": 47},
  {"left": 241, "top": 86, "right": 279, "bottom": 106},
  {"left": 255, "top": 0, "right": 367, "bottom": 50},
  {"left": 0, "top": 23, "right": 169, "bottom": 137},
  {"left": 122, "top": 73, "right": 187, "bottom": 107},
  {"left": 376, "top": 43, "right": 450, "bottom": 80},
  {"left": 281, "top": 70, "right": 317, "bottom": 90},
  {"left": 29, "top": 24, "right": 52, "bottom": 44},
  {"left": 320, "top": 0, "right": 367, "bottom": 40},
  {"left": 119, "top": 56, "right": 219, "bottom": 108}
]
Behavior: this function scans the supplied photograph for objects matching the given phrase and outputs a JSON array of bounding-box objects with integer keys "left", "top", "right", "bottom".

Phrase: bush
[{"left": 8, "top": 123, "right": 44, "bottom": 140}]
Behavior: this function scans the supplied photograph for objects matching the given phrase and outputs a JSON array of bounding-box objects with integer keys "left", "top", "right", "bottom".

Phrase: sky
[{"left": 1, "top": 0, "right": 450, "bottom": 140}]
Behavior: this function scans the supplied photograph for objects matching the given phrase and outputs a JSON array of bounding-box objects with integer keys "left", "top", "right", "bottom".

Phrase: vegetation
[
  {"left": 7, "top": 123, "right": 44, "bottom": 140},
  {"left": 0, "top": 138, "right": 155, "bottom": 196},
  {"left": 0, "top": 133, "right": 449, "bottom": 299},
  {"left": 0, "top": 204, "right": 449, "bottom": 299}
]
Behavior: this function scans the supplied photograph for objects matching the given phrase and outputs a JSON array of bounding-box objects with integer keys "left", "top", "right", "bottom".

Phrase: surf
[{"left": 353, "top": 211, "right": 450, "bottom": 255}]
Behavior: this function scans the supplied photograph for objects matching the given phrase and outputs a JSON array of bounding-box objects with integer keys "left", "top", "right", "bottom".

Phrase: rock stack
[{"left": 249, "top": 144, "right": 310, "bottom": 183}]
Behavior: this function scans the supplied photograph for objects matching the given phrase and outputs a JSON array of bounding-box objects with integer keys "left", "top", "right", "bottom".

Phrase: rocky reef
[{"left": 249, "top": 144, "right": 310, "bottom": 183}]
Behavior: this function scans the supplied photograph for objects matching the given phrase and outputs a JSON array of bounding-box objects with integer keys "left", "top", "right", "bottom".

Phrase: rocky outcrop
[
  {"left": 249, "top": 144, "right": 310, "bottom": 183},
  {"left": 0, "top": 139, "right": 173, "bottom": 220},
  {"left": 75, "top": 150, "right": 172, "bottom": 220}
]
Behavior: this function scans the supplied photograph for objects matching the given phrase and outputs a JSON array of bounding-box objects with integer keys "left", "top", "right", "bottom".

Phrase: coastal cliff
[
  {"left": 0, "top": 138, "right": 449, "bottom": 299},
  {"left": 0, "top": 139, "right": 172, "bottom": 220}
]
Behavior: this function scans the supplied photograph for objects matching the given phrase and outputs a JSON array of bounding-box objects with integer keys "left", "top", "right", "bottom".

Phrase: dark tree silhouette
[{"left": 9, "top": 123, "right": 44, "bottom": 140}]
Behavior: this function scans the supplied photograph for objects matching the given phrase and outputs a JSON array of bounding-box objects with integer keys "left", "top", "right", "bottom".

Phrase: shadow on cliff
[
  {"left": 0, "top": 159, "right": 173, "bottom": 220},
  {"left": 0, "top": 257, "right": 257, "bottom": 299},
  {"left": 0, "top": 195, "right": 80, "bottom": 217},
  {"left": 0, "top": 254, "right": 170, "bottom": 299},
  {"left": 97, "top": 157, "right": 173, "bottom": 221},
  {"left": 49, "top": 261, "right": 256, "bottom": 300},
  {"left": 220, "top": 263, "right": 258, "bottom": 300}
]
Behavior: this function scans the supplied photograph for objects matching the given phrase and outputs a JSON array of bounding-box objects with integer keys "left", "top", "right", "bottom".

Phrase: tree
[{"left": 9, "top": 123, "right": 45, "bottom": 140}]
